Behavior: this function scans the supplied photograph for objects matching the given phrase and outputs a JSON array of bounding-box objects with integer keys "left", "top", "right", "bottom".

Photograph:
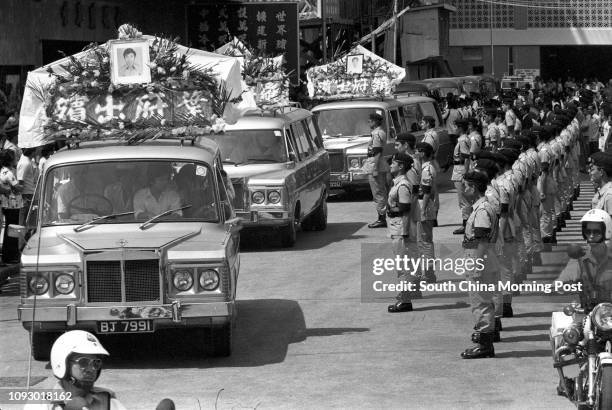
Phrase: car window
[
  {"left": 291, "top": 122, "right": 315, "bottom": 159},
  {"left": 206, "top": 130, "right": 288, "bottom": 164},
  {"left": 389, "top": 109, "right": 402, "bottom": 134},
  {"left": 400, "top": 104, "right": 421, "bottom": 133},
  {"left": 304, "top": 117, "right": 323, "bottom": 149},
  {"left": 419, "top": 102, "right": 441, "bottom": 127},
  {"left": 215, "top": 166, "right": 233, "bottom": 221},
  {"left": 284, "top": 128, "right": 300, "bottom": 162},
  {"left": 314, "top": 107, "right": 386, "bottom": 138}
]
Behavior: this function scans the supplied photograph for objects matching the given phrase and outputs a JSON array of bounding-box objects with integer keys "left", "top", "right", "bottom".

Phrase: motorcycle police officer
[
  {"left": 461, "top": 170, "right": 500, "bottom": 359},
  {"left": 24, "top": 330, "right": 128, "bottom": 409},
  {"left": 590, "top": 151, "right": 612, "bottom": 215}
]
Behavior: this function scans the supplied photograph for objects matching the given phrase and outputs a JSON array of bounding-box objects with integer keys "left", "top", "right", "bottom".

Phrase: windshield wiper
[
  {"left": 138, "top": 205, "right": 192, "bottom": 230},
  {"left": 246, "top": 158, "right": 278, "bottom": 163},
  {"left": 73, "top": 211, "right": 135, "bottom": 232}
]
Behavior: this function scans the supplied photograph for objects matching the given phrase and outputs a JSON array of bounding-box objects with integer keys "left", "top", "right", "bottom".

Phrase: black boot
[
  {"left": 502, "top": 303, "right": 514, "bottom": 318},
  {"left": 388, "top": 301, "right": 413, "bottom": 313},
  {"left": 368, "top": 213, "right": 387, "bottom": 228},
  {"left": 453, "top": 220, "right": 467, "bottom": 235},
  {"left": 461, "top": 332, "right": 495, "bottom": 359},
  {"left": 494, "top": 318, "right": 502, "bottom": 342}
]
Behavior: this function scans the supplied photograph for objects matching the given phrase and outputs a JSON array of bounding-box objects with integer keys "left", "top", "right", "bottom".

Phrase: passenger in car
[
  {"left": 252, "top": 133, "right": 286, "bottom": 162},
  {"left": 57, "top": 165, "right": 108, "bottom": 219},
  {"left": 133, "top": 164, "right": 182, "bottom": 219},
  {"left": 175, "top": 164, "right": 216, "bottom": 219},
  {"left": 104, "top": 165, "right": 137, "bottom": 213}
]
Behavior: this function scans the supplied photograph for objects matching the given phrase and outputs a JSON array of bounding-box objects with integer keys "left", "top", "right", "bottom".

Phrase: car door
[
  {"left": 303, "top": 116, "right": 329, "bottom": 207},
  {"left": 290, "top": 120, "right": 318, "bottom": 218}
]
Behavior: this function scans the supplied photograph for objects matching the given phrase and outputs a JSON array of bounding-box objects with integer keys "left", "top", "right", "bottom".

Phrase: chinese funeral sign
[{"left": 187, "top": 2, "right": 299, "bottom": 81}]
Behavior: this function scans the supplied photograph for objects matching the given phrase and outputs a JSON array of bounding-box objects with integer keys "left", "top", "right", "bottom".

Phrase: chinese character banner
[{"left": 187, "top": 2, "right": 299, "bottom": 81}]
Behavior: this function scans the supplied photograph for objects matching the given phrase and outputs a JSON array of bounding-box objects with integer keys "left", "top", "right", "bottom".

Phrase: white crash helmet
[
  {"left": 50, "top": 330, "right": 109, "bottom": 379},
  {"left": 581, "top": 209, "right": 612, "bottom": 242}
]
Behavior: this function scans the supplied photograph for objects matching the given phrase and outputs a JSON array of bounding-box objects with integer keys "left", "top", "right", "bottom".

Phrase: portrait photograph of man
[
  {"left": 109, "top": 39, "right": 152, "bottom": 85},
  {"left": 346, "top": 54, "right": 364, "bottom": 75}
]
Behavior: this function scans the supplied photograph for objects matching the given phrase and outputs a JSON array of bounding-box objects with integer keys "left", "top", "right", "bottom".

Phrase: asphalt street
[{"left": 0, "top": 171, "right": 589, "bottom": 409}]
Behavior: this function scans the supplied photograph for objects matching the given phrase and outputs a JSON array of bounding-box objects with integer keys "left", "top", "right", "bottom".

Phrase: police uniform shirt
[
  {"left": 423, "top": 129, "right": 440, "bottom": 154},
  {"left": 505, "top": 109, "right": 517, "bottom": 128},
  {"left": 451, "top": 133, "right": 470, "bottom": 182},
  {"left": 369, "top": 126, "right": 390, "bottom": 173},
  {"left": 537, "top": 142, "right": 551, "bottom": 165},
  {"left": 497, "top": 123, "right": 509, "bottom": 140},
  {"left": 387, "top": 174, "right": 413, "bottom": 237},
  {"left": 592, "top": 181, "right": 612, "bottom": 214},
  {"left": 464, "top": 196, "right": 497, "bottom": 244},
  {"left": 405, "top": 165, "right": 422, "bottom": 222},
  {"left": 485, "top": 180, "right": 501, "bottom": 215},
  {"left": 557, "top": 243, "right": 612, "bottom": 296},
  {"left": 420, "top": 160, "right": 438, "bottom": 220},
  {"left": 469, "top": 131, "right": 482, "bottom": 155},
  {"left": 486, "top": 123, "right": 499, "bottom": 144}
]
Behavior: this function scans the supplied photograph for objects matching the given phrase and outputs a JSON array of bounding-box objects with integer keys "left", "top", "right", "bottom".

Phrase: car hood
[
  {"left": 224, "top": 163, "right": 291, "bottom": 184},
  {"left": 323, "top": 137, "right": 370, "bottom": 151},
  {"left": 21, "top": 223, "right": 229, "bottom": 264}
]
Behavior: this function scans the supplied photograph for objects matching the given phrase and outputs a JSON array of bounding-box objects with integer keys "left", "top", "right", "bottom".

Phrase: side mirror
[
  {"left": 224, "top": 217, "right": 243, "bottom": 234},
  {"left": 8, "top": 224, "right": 26, "bottom": 239}
]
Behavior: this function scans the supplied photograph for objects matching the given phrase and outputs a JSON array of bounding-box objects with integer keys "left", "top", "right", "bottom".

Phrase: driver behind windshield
[
  {"left": 219, "top": 134, "right": 248, "bottom": 164},
  {"left": 56, "top": 165, "right": 106, "bottom": 220},
  {"left": 174, "top": 164, "right": 215, "bottom": 219},
  {"left": 133, "top": 164, "right": 182, "bottom": 219},
  {"left": 252, "top": 133, "right": 286, "bottom": 162}
]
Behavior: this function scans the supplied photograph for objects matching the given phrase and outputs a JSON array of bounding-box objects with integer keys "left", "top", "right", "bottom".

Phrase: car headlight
[
  {"left": 172, "top": 269, "right": 194, "bottom": 291},
  {"left": 268, "top": 190, "right": 281, "bottom": 204},
  {"left": 251, "top": 191, "right": 265, "bottom": 204},
  {"left": 562, "top": 326, "right": 581, "bottom": 345},
  {"left": 29, "top": 275, "right": 49, "bottom": 295},
  {"left": 54, "top": 274, "right": 75, "bottom": 294},
  {"left": 198, "top": 269, "right": 220, "bottom": 291},
  {"left": 593, "top": 303, "right": 612, "bottom": 331},
  {"left": 349, "top": 158, "right": 360, "bottom": 169}
]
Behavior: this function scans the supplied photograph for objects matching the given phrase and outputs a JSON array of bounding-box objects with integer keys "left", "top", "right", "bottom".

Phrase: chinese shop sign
[{"left": 186, "top": 2, "right": 299, "bottom": 81}]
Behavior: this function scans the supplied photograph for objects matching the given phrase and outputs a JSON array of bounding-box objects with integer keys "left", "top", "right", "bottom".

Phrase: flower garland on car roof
[{"left": 41, "top": 24, "right": 238, "bottom": 144}]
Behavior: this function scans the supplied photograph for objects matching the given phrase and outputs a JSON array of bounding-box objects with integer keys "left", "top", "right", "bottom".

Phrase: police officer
[
  {"left": 366, "top": 113, "right": 390, "bottom": 228},
  {"left": 537, "top": 126, "right": 558, "bottom": 246},
  {"left": 421, "top": 116, "right": 441, "bottom": 172},
  {"left": 387, "top": 153, "right": 418, "bottom": 313},
  {"left": 461, "top": 170, "right": 499, "bottom": 359},
  {"left": 452, "top": 119, "right": 472, "bottom": 234},
  {"left": 590, "top": 151, "right": 612, "bottom": 215},
  {"left": 484, "top": 109, "right": 500, "bottom": 151},
  {"left": 24, "top": 330, "right": 128, "bottom": 409},
  {"left": 416, "top": 141, "right": 438, "bottom": 283},
  {"left": 468, "top": 117, "right": 483, "bottom": 162}
]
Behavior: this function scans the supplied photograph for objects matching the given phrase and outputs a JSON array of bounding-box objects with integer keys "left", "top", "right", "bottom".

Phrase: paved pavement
[{"left": 0, "top": 172, "right": 591, "bottom": 409}]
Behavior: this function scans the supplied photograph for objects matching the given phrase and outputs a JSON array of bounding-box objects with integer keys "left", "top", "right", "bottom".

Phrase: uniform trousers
[
  {"left": 392, "top": 235, "right": 418, "bottom": 303},
  {"left": 540, "top": 197, "right": 555, "bottom": 238},
  {"left": 494, "top": 239, "right": 518, "bottom": 315},
  {"left": 368, "top": 173, "right": 389, "bottom": 216},
  {"left": 418, "top": 220, "right": 435, "bottom": 267},
  {"left": 465, "top": 247, "right": 497, "bottom": 333},
  {"left": 454, "top": 181, "right": 472, "bottom": 221}
]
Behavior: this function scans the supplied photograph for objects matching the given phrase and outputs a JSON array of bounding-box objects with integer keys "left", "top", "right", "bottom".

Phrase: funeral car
[
  {"left": 15, "top": 137, "right": 241, "bottom": 359},
  {"left": 204, "top": 107, "right": 330, "bottom": 247},
  {"left": 311, "top": 96, "right": 452, "bottom": 193}
]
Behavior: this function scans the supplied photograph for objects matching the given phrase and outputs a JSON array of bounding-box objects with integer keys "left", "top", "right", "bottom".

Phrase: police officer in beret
[
  {"left": 416, "top": 141, "right": 438, "bottom": 283},
  {"left": 366, "top": 113, "right": 390, "bottom": 228},
  {"left": 452, "top": 119, "right": 472, "bottom": 234},
  {"left": 394, "top": 133, "right": 421, "bottom": 243},
  {"left": 461, "top": 170, "right": 499, "bottom": 359},
  {"left": 387, "top": 152, "right": 419, "bottom": 313}
]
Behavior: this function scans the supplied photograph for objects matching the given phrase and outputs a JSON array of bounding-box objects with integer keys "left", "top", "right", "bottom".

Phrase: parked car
[
  {"left": 394, "top": 80, "right": 430, "bottom": 97},
  {"left": 311, "top": 96, "right": 452, "bottom": 193},
  {"left": 206, "top": 107, "right": 330, "bottom": 247},
  {"left": 16, "top": 137, "right": 241, "bottom": 359},
  {"left": 422, "top": 77, "right": 465, "bottom": 98},
  {"left": 457, "top": 75, "right": 499, "bottom": 99}
]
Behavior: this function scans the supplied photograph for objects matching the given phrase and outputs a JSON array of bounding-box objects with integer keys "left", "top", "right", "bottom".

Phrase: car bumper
[
  {"left": 234, "top": 210, "right": 290, "bottom": 226},
  {"left": 18, "top": 301, "right": 234, "bottom": 332},
  {"left": 330, "top": 172, "right": 370, "bottom": 190}
]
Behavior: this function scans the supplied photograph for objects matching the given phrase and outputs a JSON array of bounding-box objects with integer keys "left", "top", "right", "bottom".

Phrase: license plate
[
  {"left": 97, "top": 320, "right": 153, "bottom": 334},
  {"left": 330, "top": 181, "right": 342, "bottom": 188}
]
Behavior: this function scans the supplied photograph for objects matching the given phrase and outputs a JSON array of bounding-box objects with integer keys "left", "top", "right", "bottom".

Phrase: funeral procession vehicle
[
  {"left": 14, "top": 138, "right": 241, "bottom": 359},
  {"left": 205, "top": 107, "right": 330, "bottom": 247},
  {"left": 311, "top": 96, "right": 452, "bottom": 193}
]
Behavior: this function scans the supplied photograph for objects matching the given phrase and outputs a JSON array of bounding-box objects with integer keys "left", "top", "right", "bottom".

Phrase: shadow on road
[
  {"left": 500, "top": 334, "right": 550, "bottom": 343},
  {"left": 502, "top": 324, "right": 550, "bottom": 332},
  {"left": 240, "top": 222, "right": 367, "bottom": 251},
  {"left": 494, "top": 349, "right": 551, "bottom": 358},
  {"left": 511, "top": 311, "right": 555, "bottom": 319},
  {"left": 413, "top": 301, "right": 470, "bottom": 311},
  {"left": 102, "top": 299, "right": 369, "bottom": 369}
]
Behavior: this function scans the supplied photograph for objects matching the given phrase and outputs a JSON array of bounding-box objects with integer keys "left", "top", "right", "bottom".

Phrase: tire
[
  {"left": 280, "top": 219, "right": 297, "bottom": 247},
  {"left": 31, "top": 332, "right": 59, "bottom": 361},
  {"left": 597, "top": 366, "right": 612, "bottom": 409},
  {"left": 307, "top": 197, "right": 328, "bottom": 231},
  {"left": 204, "top": 324, "right": 232, "bottom": 357}
]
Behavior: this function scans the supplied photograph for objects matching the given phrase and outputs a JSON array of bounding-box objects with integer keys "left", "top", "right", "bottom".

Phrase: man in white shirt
[
  {"left": 133, "top": 164, "right": 182, "bottom": 219},
  {"left": 17, "top": 147, "right": 37, "bottom": 224}
]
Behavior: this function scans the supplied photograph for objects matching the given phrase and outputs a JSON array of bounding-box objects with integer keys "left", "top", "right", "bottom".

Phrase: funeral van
[
  {"left": 15, "top": 137, "right": 241, "bottom": 359},
  {"left": 311, "top": 96, "right": 452, "bottom": 193},
  {"left": 204, "top": 107, "right": 330, "bottom": 247}
]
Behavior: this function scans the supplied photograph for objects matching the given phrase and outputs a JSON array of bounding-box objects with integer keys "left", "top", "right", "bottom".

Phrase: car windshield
[
  {"left": 436, "top": 87, "right": 460, "bottom": 96},
  {"left": 463, "top": 82, "right": 479, "bottom": 94},
  {"left": 314, "top": 108, "right": 387, "bottom": 138},
  {"left": 205, "top": 130, "right": 288, "bottom": 164},
  {"left": 41, "top": 160, "right": 218, "bottom": 226}
]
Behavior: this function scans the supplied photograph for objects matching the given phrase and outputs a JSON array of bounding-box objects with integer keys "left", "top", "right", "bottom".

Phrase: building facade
[{"left": 448, "top": 0, "right": 612, "bottom": 80}]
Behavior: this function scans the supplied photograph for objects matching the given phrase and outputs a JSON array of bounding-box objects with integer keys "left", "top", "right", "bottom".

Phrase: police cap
[
  {"left": 396, "top": 133, "right": 416, "bottom": 144},
  {"left": 391, "top": 152, "right": 414, "bottom": 169},
  {"left": 498, "top": 148, "right": 520, "bottom": 165},
  {"left": 416, "top": 141, "right": 434, "bottom": 156},
  {"left": 474, "top": 159, "right": 499, "bottom": 180},
  {"left": 463, "top": 170, "right": 490, "bottom": 191},
  {"left": 491, "top": 152, "right": 509, "bottom": 166}
]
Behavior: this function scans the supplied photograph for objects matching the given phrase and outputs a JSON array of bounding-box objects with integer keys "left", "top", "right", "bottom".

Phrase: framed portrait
[
  {"left": 109, "top": 39, "right": 151, "bottom": 85},
  {"left": 346, "top": 54, "right": 364, "bottom": 75}
]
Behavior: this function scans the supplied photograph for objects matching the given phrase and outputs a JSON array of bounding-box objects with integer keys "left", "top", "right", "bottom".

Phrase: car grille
[
  {"left": 328, "top": 152, "right": 345, "bottom": 172},
  {"left": 232, "top": 181, "right": 246, "bottom": 210},
  {"left": 87, "top": 260, "right": 160, "bottom": 303}
]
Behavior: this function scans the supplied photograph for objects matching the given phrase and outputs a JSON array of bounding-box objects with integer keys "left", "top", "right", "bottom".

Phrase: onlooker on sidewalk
[
  {"left": 0, "top": 150, "right": 23, "bottom": 264},
  {"left": 17, "top": 147, "right": 37, "bottom": 223}
]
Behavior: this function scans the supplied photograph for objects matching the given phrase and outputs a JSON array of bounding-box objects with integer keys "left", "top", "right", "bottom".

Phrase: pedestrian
[
  {"left": 589, "top": 151, "right": 612, "bottom": 215},
  {"left": 0, "top": 150, "right": 22, "bottom": 264},
  {"left": 24, "top": 330, "right": 128, "bottom": 409},
  {"left": 365, "top": 113, "right": 389, "bottom": 229},
  {"left": 17, "top": 147, "right": 37, "bottom": 224},
  {"left": 452, "top": 119, "right": 472, "bottom": 234},
  {"left": 460, "top": 170, "right": 499, "bottom": 359},
  {"left": 483, "top": 109, "right": 499, "bottom": 151},
  {"left": 1, "top": 118, "right": 21, "bottom": 166},
  {"left": 386, "top": 153, "right": 419, "bottom": 313},
  {"left": 416, "top": 141, "right": 438, "bottom": 284},
  {"left": 502, "top": 99, "right": 517, "bottom": 137}
]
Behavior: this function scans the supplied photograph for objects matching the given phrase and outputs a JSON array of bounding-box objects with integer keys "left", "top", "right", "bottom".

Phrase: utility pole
[
  {"left": 322, "top": 0, "right": 327, "bottom": 63},
  {"left": 392, "top": 0, "right": 398, "bottom": 65},
  {"left": 489, "top": 1, "right": 495, "bottom": 77}
]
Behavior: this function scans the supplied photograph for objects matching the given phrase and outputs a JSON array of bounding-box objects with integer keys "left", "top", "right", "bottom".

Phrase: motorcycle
[{"left": 550, "top": 244, "right": 612, "bottom": 409}]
